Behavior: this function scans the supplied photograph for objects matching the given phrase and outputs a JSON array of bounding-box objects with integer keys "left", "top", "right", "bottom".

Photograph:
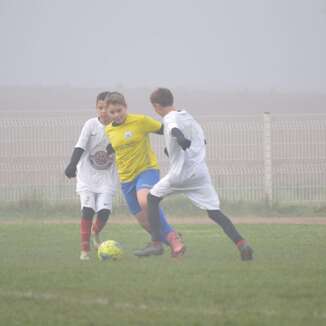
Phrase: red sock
[
  {"left": 80, "top": 218, "right": 93, "bottom": 251},
  {"left": 92, "top": 217, "right": 107, "bottom": 235},
  {"left": 236, "top": 239, "right": 246, "bottom": 249}
]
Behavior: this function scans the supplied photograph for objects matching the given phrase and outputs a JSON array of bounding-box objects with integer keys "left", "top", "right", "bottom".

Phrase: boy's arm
[
  {"left": 142, "top": 115, "right": 162, "bottom": 134},
  {"left": 65, "top": 147, "right": 84, "bottom": 178},
  {"left": 171, "top": 127, "right": 191, "bottom": 150},
  {"left": 153, "top": 124, "right": 164, "bottom": 135},
  {"left": 64, "top": 121, "right": 90, "bottom": 178}
]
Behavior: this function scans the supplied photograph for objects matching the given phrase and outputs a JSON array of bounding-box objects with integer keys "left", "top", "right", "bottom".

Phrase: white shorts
[
  {"left": 78, "top": 191, "right": 114, "bottom": 212},
  {"left": 150, "top": 165, "right": 220, "bottom": 211}
]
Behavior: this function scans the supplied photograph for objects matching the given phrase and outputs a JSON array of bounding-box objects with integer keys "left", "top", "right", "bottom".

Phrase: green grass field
[{"left": 0, "top": 222, "right": 326, "bottom": 326}]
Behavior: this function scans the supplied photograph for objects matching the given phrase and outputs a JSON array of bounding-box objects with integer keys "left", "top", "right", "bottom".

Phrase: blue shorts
[{"left": 121, "top": 169, "right": 160, "bottom": 215}]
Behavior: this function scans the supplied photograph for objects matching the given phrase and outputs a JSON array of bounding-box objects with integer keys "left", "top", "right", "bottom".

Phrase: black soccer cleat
[
  {"left": 238, "top": 243, "right": 254, "bottom": 261},
  {"left": 133, "top": 242, "right": 164, "bottom": 257}
]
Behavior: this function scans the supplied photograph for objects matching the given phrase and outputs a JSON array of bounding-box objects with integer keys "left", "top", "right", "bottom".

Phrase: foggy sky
[{"left": 0, "top": 0, "right": 325, "bottom": 92}]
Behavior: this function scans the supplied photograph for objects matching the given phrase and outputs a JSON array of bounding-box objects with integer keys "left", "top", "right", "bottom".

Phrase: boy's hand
[{"left": 65, "top": 163, "right": 77, "bottom": 178}]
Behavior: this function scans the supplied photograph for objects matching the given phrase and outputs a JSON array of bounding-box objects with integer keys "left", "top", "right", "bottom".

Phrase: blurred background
[{"left": 0, "top": 0, "right": 325, "bottom": 216}]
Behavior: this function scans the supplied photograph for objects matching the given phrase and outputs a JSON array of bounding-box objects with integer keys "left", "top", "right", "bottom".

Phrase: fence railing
[{"left": 0, "top": 111, "right": 325, "bottom": 204}]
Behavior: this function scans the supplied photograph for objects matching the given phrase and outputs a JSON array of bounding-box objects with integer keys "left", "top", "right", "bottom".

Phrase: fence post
[{"left": 263, "top": 112, "right": 273, "bottom": 205}]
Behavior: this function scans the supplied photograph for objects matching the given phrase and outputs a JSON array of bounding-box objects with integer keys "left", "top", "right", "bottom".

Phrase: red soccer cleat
[{"left": 166, "top": 231, "right": 186, "bottom": 258}]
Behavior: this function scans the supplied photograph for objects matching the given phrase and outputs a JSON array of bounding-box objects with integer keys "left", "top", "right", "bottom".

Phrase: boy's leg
[
  {"left": 121, "top": 181, "right": 152, "bottom": 234},
  {"left": 136, "top": 188, "right": 173, "bottom": 242},
  {"left": 184, "top": 174, "right": 254, "bottom": 261},
  {"left": 120, "top": 178, "right": 165, "bottom": 254},
  {"left": 91, "top": 193, "right": 113, "bottom": 249},
  {"left": 135, "top": 174, "right": 185, "bottom": 257},
  {"left": 92, "top": 209, "right": 111, "bottom": 235},
  {"left": 133, "top": 192, "right": 164, "bottom": 257},
  {"left": 81, "top": 207, "right": 95, "bottom": 254},
  {"left": 135, "top": 170, "right": 185, "bottom": 253},
  {"left": 135, "top": 170, "right": 174, "bottom": 239},
  {"left": 207, "top": 210, "right": 253, "bottom": 261},
  {"left": 92, "top": 209, "right": 111, "bottom": 249},
  {"left": 207, "top": 210, "right": 243, "bottom": 244},
  {"left": 79, "top": 192, "right": 96, "bottom": 260}
]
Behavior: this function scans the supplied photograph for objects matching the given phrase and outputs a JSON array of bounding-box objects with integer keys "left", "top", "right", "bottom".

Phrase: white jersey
[
  {"left": 163, "top": 110, "right": 206, "bottom": 183},
  {"left": 151, "top": 110, "right": 219, "bottom": 210},
  {"left": 75, "top": 117, "right": 118, "bottom": 193}
]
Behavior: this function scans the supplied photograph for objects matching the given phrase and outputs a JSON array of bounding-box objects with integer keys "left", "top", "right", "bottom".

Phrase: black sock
[
  {"left": 147, "top": 193, "right": 162, "bottom": 241},
  {"left": 207, "top": 210, "right": 243, "bottom": 245}
]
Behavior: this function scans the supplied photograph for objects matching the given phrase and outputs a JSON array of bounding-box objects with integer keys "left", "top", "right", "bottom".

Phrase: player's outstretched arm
[
  {"left": 171, "top": 127, "right": 191, "bottom": 150},
  {"left": 64, "top": 147, "right": 84, "bottom": 178},
  {"left": 153, "top": 124, "right": 164, "bottom": 135}
]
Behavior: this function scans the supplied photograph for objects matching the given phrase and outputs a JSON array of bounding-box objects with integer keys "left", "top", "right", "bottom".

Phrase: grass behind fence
[{"left": 1, "top": 195, "right": 326, "bottom": 219}]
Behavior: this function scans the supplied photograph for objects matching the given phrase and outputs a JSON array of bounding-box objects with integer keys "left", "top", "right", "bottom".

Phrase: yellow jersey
[{"left": 105, "top": 114, "right": 161, "bottom": 182}]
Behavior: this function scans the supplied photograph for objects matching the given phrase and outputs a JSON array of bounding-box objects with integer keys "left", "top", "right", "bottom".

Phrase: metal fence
[{"left": 0, "top": 111, "right": 325, "bottom": 204}]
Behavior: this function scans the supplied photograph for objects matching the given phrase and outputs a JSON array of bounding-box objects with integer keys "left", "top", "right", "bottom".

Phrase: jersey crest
[
  {"left": 124, "top": 131, "right": 133, "bottom": 140},
  {"left": 88, "top": 151, "right": 115, "bottom": 170}
]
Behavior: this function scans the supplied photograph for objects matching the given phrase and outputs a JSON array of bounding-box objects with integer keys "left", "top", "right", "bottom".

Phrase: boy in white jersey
[
  {"left": 65, "top": 92, "right": 118, "bottom": 260},
  {"left": 141, "top": 88, "right": 253, "bottom": 260}
]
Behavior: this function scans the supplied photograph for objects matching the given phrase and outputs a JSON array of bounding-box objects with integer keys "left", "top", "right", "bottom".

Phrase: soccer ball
[{"left": 97, "top": 240, "right": 124, "bottom": 261}]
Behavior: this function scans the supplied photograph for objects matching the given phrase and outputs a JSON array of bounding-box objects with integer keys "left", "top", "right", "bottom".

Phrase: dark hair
[
  {"left": 105, "top": 91, "right": 127, "bottom": 107},
  {"left": 96, "top": 91, "right": 110, "bottom": 103},
  {"left": 150, "top": 88, "right": 174, "bottom": 107}
]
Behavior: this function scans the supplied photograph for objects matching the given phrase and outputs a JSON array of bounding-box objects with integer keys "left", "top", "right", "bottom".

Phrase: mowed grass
[{"left": 0, "top": 222, "right": 326, "bottom": 326}]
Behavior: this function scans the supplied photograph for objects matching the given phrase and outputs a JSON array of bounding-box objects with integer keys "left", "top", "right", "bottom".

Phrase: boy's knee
[
  {"left": 138, "top": 198, "right": 148, "bottom": 210},
  {"left": 147, "top": 192, "right": 162, "bottom": 205},
  {"left": 136, "top": 190, "right": 149, "bottom": 210},
  {"left": 82, "top": 207, "right": 95, "bottom": 219},
  {"left": 97, "top": 209, "right": 111, "bottom": 222}
]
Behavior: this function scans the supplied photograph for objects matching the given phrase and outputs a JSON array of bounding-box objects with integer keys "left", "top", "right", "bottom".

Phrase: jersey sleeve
[
  {"left": 75, "top": 121, "right": 91, "bottom": 150},
  {"left": 164, "top": 114, "right": 178, "bottom": 135},
  {"left": 142, "top": 115, "right": 162, "bottom": 134}
]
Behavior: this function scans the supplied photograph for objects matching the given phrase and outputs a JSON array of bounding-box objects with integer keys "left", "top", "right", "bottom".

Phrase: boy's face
[
  {"left": 106, "top": 103, "right": 127, "bottom": 124},
  {"left": 152, "top": 103, "right": 164, "bottom": 117},
  {"left": 96, "top": 100, "right": 111, "bottom": 124}
]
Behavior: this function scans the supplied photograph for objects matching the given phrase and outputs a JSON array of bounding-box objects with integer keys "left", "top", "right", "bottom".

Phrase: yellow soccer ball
[{"left": 97, "top": 240, "right": 124, "bottom": 261}]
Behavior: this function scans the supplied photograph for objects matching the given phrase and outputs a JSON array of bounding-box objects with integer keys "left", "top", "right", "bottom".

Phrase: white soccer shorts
[
  {"left": 150, "top": 165, "right": 220, "bottom": 211},
  {"left": 78, "top": 191, "right": 114, "bottom": 212}
]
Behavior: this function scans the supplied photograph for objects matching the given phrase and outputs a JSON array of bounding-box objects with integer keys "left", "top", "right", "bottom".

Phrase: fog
[{"left": 0, "top": 0, "right": 325, "bottom": 94}]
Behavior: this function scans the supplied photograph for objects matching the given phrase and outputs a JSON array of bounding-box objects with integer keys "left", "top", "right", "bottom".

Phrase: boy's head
[
  {"left": 150, "top": 88, "right": 174, "bottom": 116},
  {"left": 96, "top": 91, "right": 111, "bottom": 124},
  {"left": 105, "top": 92, "right": 128, "bottom": 124}
]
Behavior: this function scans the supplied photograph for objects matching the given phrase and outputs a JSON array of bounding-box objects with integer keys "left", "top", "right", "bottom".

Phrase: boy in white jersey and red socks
[
  {"left": 139, "top": 88, "right": 254, "bottom": 261},
  {"left": 65, "top": 92, "right": 118, "bottom": 260}
]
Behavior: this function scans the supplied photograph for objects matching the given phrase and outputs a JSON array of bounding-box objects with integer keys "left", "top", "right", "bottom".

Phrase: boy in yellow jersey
[{"left": 104, "top": 92, "right": 184, "bottom": 257}]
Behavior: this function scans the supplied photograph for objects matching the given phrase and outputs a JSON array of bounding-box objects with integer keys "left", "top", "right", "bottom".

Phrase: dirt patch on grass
[{"left": 1, "top": 217, "right": 326, "bottom": 225}]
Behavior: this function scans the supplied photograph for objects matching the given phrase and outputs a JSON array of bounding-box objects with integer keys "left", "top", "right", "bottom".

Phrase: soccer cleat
[
  {"left": 238, "top": 242, "right": 254, "bottom": 261},
  {"left": 166, "top": 231, "right": 186, "bottom": 258},
  {"left": 133, "top": 242, "right": 164, "bottom": 257},
  {"left": 92, "top": 232, "right": 102, "bottom": 250},
  {"left": 80, "top": 251, "right": 90, "bottom": 261}
]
